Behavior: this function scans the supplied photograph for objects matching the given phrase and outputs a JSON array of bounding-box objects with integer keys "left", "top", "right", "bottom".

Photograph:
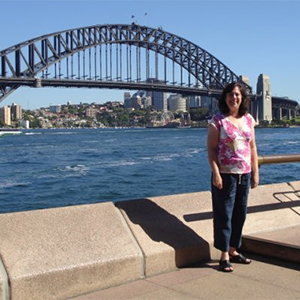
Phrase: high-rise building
[
  {"left": 124, "top": 92, "right": 131, "bottom": 108},
  {"left": 146, "top": 78, "right": 167, "bottom": 111},
  {"left": 11, "top": 103, "right": 22, "bottom": 120},
  {"left": 142, "top": 96, "right": 152, "bottom": 108},
  {"left": 124, "top": 92, "right": 131, "bottom": 100},
  {"left": 130, "top": 94, "right": 142, "bottom": 109},
  {"left": 168, "top": 94, "right": 187, "bottom": 112},
  {"left": 0, "top": 106, "right": 11, "bottom": 125},
  {"left": 151, "top": 91, "right": 167, "bottom": 111},
  {"left": 188, "top": 96, "right": 202, "bottom": 109}
]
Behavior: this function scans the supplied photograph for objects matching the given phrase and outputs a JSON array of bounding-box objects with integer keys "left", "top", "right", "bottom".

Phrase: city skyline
[{"left": 1, "top": 0, "right": 299, "bottom": 109}]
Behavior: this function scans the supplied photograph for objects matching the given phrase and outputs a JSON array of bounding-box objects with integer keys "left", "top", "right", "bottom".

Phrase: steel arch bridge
[{"left": 0, "top": 23, "right": 250, "bottom": 103}]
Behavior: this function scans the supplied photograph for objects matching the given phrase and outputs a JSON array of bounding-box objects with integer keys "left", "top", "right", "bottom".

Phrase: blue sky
[{"left": 0, "top": 0, "right": 299, "bottom": 109}]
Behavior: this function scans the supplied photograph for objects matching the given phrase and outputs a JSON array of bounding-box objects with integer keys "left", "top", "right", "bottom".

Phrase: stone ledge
[
  {"left": 0, "top": 258, "right": 9, "bottom": 300},
  {"left": 116, "top": 191, "right": 213, "bottom": 277},
  {"left": 242, "top": 233, "right": 300, "bottom": 263},
  {"left": 245, "top": 181, "right": 300, "bottom": 234},
  {"left": 0, "top": 202, "right": 143, "bottom": 300}
]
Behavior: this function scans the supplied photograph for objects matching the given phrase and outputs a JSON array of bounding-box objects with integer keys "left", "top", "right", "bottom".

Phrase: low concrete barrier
[
  {"left": 0, "top": 259, "right": 9, "bottom": 300},
  {"left": 0, "top": 181, "right": 299, "bottom": 300},
  {"left": 245, "top": 181, "right": 300, "bottom": 233},
  {"left": 116, "top": 191, "right": 213, "bottom": 277},
  {"left": 0, "top": 203, "right": 143, "bottom": 300}
]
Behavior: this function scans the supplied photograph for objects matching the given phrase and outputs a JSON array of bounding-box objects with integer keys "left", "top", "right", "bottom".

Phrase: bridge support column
[
  {"left": 278, "top": 108, "right": 283, "bottom": 120},
  {"left": 256, "top": 74, "right": 272, "bottom": 122},
  {"left": 250, "top": 96, "right": 259, "bottom": 123}
]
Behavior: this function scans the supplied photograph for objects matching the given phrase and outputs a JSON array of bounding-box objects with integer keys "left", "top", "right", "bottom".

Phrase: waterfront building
[
  {"left": 0, "top": 106, "right": 11, "bottom": 125},
  {"left": 85, "top": 107, "right": 98, "bottom": 118},
  {"left": 20, "top": 120, "right": 30, "bottom": 129},
  {"left": 168, "top": 94, "right": 187, "bottom": 112}
]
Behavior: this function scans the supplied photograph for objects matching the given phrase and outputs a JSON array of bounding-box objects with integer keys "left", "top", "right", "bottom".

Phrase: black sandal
[
  {"left": 219, "top": 260, "right": 233, "bottom": 272},
  {"left": 230, "top": 253, "right": 252, "bottom": 264}
]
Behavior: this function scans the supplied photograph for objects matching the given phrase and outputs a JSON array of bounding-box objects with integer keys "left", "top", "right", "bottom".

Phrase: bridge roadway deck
[{"left": 69, "top": 226, "right": 300, "bottom": 300}]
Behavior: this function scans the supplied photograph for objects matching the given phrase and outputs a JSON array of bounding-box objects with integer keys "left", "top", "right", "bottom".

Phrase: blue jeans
[{"left": 211, "top": 172, "right": 251, "bottom": 252}]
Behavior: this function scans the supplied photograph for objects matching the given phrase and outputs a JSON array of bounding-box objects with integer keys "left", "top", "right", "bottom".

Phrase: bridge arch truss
[{"left": 0, "top": 23, "right": 248, "bottom": 102}]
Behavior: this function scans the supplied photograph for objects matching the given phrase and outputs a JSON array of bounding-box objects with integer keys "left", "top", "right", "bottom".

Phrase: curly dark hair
[{"left": 218, "top": 82, "right": 250, "bottom": 116}]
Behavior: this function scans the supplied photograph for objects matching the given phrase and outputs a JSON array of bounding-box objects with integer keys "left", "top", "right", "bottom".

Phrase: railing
[{"left": 258, "top": 154, "right": 300, "bottom": 166}]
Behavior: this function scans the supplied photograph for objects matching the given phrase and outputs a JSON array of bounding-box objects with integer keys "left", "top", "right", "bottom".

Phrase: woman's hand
[
  {"left": 251, "top": 171, "right": 259, "bottom": 189},
  {"left": 207, "top": 124, "right": 222, "bottom": 190},
  {"left": 213, "top": 173, "right": 223, "bottom": 190}
]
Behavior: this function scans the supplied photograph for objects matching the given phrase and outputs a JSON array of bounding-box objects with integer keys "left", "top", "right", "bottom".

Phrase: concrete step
[{"left": 241, "top": 226, "right": 300, "bottom": 264}]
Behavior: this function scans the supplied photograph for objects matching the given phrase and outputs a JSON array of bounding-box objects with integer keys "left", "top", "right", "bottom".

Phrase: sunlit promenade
[
  {"left": 68, "top": 181, "right": 300, "bottom": 300},
  {"left": 69, "top": 250, "right": 300, "bottom": 300},
  {"left": 0, "top": 180, "right": 299, "bottom": 300}
]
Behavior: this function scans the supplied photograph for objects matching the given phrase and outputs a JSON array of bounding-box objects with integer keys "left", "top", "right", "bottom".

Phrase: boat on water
[
  {"left": 0, "top": 129, "right": 23, "bottom": 137},
  {"left": 178, "top": 126, "right": 192, "bottom": 129}
]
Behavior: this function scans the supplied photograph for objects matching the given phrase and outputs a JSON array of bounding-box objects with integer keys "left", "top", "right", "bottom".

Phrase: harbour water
[{"left": 1, "top": 127, "right": 300, "bottom": 214}]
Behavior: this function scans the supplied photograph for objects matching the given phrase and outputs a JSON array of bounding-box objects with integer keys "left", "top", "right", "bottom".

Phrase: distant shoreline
[{"left": 1, "top": 124, "right": 300, "bottom": 131}]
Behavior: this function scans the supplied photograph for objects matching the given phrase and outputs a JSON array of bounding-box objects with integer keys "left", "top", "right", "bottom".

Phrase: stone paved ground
[{"left": 70, "top": 250, "right": 300, "bottom": 300}]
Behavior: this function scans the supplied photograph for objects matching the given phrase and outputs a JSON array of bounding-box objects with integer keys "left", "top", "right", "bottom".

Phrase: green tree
[
  {"left": 30, "top": 118, "right": 42, "bottom": 128},
  {"left": 144, "top": 108, "right": 152, "bottom": 126},
  {"left": 97, "top": 111, "right": 113, "bottom": 127},
  {"left": 116, "top": 112, "right": 129, "bottom": 126}
]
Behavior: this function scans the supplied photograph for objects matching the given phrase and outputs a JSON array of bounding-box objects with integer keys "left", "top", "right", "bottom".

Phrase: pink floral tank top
[{"left": 210, "top": 113, "right": 255, "bottom": 174}]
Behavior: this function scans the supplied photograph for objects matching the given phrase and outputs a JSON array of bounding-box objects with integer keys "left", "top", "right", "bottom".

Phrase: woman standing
[{"left": 207, "top": 82, "right": 259, "bottom": 272}]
